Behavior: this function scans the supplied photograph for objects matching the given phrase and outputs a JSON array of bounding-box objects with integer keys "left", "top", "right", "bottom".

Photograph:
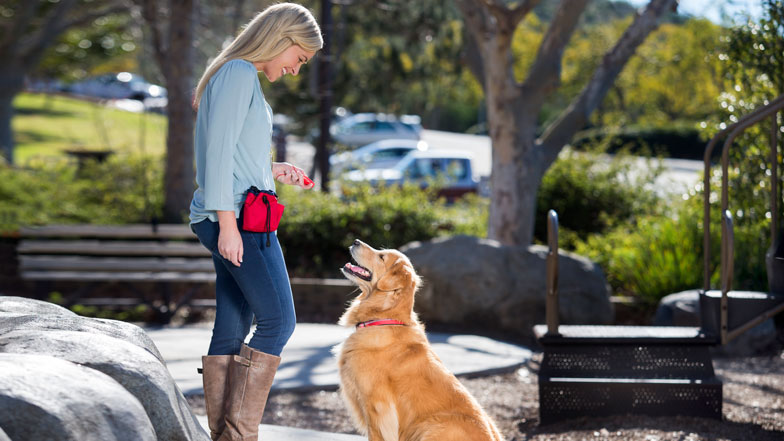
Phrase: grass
[{"left": 12, "top": 92, "right": 168, "bottom": 164}]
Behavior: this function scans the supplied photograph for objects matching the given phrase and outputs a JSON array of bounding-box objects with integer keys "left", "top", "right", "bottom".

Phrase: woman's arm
[{"left": 217, "top": 210, "right": 243, "bottom": 267}]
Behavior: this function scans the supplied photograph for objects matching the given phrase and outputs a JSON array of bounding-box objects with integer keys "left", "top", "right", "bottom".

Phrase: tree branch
[
  {"left": 137, "top": 0, "right": 169, "bottom": 71},
  {"left": 539, "top": 0, "right": 678, "bottom": 166},
  {"left": 0, "top": 1, "right": 39, "bottom": 58},
  {"left": 479, "top": 0, "right": 539, "bottom": 34},
  {"left": 454, "top": 0, "right": 488, "bottom": 39},
  {"left": 18, "top": 1, "right": 130, "bottom": 69},
  {"left": 521, "top": 0, "right": 589, "bottom": 108}
]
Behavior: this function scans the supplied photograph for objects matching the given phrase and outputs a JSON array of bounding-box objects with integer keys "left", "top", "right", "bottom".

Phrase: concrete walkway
[{"left": 147, "top": 323, "right": 533, "bottom": 441}]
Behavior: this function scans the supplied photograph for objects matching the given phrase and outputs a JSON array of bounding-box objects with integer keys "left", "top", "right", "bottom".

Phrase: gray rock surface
[
  {"left": 0, "top": 328, "right": 207, "bottom": 441},
  {"left": 401, "top": 235, "right": 613, "bottom": 338},
  {"left": 0, "top": 297, "right": 163, "bottom": 362},
  {"left": 0, "top": 295, "right": 77, "bottom": 316},
  {"left": 654, "top": 289, "right": 778, "bottom": 356},
  {"left": 0, "top": 353, "right": 156, "bottom": 441},
  {"left": 0, "top": 296, "right": 209, "bottom": 441}
]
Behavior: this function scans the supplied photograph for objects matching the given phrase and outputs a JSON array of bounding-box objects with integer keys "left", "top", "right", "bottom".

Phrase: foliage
[
  {"left": 574, "top": 204, "right": 704, "bottom": 305},
  {"left": 571, "top": 123, "right": 708, "bottom": 160},
  {"left": 592, "top": 19, "right": 725, "bottom": 127},
  {"left": 0, "top": 154, "right": 163, "bottom": 232},
  {"left": 535, "top": 147, "right": 663, "bottom": 248},
  {"left": 276, "top": 181, "right": 486, "bottom": 277},
  {"left": 35, "top": 13, "right": 138, "bottom": 82}
]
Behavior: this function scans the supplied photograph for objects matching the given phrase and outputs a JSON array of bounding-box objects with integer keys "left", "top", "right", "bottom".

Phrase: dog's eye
[{"left": 379, "top": 254, "right": 385, "bottom": 261}]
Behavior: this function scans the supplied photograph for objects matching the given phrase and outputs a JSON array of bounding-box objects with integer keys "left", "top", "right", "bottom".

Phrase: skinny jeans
[{"left": 191, "top": 219, "right": 296, "bottom": 356}]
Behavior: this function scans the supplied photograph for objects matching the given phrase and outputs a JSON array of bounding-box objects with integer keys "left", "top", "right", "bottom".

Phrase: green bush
[
  {"left": 276, "top": 182, "right": 487, "bottom": 276},
  {"left": 535, "top": 148, "right": 662, "bottom": 248},
  {"left": 0, "top": 154, "right": 162, "bottom": 232},
  {"left": 572, "top": 123, "right": 709, "bottom": 160},
  {"left": 574, "top": 174, "right": 774, "bottom": 306}
]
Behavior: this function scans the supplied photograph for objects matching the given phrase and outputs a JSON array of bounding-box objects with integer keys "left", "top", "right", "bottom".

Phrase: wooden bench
[
  {"left": 16, "top": 224, "right": 357, "bottom": 323},
  {"left": 17, "top": 224, "right": 215, "bottom": 322}
]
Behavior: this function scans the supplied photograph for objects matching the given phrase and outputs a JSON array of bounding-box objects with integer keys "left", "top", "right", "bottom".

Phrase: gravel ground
[{"left": 189, "top": 351, "right": 784, "bottom": 441}]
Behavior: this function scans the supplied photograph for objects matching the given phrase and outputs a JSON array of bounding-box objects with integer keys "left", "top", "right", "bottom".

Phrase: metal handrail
[
  {"left": 703, "top": 94, "right": 784, "bottom": 291},
  {"left": 702, "top": 94, "right": 783, "bottom": 345},
  {"left": 720, "top": 210, "right": 734, "bottom": 344},
  {"left": 546, "top": 209, "right": 560, "bottom": 335}
]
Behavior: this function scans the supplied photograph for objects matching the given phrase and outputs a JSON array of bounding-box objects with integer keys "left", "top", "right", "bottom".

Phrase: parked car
[
  {"left": 329, "top": 139, "right": 429, "bottom": 175},
  {"left": 330, "top": 113, "right": 422, "bottom": 147},
  {"left": 342, "top": 150, "right": 478, "bottom": 200},
  {"left": 64, "top": 72, "right": 167, "bottom": 101}
]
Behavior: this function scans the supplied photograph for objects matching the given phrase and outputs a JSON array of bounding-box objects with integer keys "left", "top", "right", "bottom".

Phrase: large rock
[
  {"left": 0, "top": 353, "right": 156, "bottom": 441},
  {"left": 0, "top": 296, "right": 209, "bottom": 441},
  {"left": 400, "top": 236, "right": 613, "bottom": 338},
  {"left": 655, "top": 290, "right": 778, "bottom": 356},
  {"left": 0, "top": 310, "right": 164, "bottom": 362},
  {"left": 0, "top": 296, "right": 78, "bottom": 316},
  {"left": 0, "top": 329, "right": 206, "bottom": 441}
]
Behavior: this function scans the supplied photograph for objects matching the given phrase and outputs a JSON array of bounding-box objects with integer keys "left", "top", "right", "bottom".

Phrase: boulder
[
  {"left": 400, "top": 235, "right": 613, "bottom": 339},
  {"left": 0, "top": 308, "right": 164, "bottom": 363},
  {"left": 0, "top": 329, "right": 207, "bottom": 441},
  {"left": 654, "top": 289, "right": 778, "bottom": 356},
  {"left": 0, "top": 295, "right": 77, "bottom": 316},
  {"left": 0, "top": 296, "right": 209, "bottom": 441},
  {"left": 0, "top": 353, "right": 156, "bottom": 441}
]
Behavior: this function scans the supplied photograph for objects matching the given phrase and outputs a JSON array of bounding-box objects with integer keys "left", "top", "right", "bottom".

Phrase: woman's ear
[{"left": 376, "top": 261, "right": 413, "bottom": 292}]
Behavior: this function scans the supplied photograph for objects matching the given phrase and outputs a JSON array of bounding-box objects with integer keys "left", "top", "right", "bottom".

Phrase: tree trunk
[
  {"left": 0, "top": 95, "right": 15, "bottom": 165},
  {"left": 457, "top": 0, "right": 677, "bottom": 246},
  {"left": 161, "top": 0, "right": 195, "bottom": 223},
  {"left": 0, "top": 69, "right": 26, "bottom": 164}
]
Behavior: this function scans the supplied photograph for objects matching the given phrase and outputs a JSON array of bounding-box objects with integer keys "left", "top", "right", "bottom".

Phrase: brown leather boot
[
  {"left": 201, "top": 355, "right": 232, "bottom": 441},
  {"left": 218, "top": 345, "right": 281, "bottom": 441}
]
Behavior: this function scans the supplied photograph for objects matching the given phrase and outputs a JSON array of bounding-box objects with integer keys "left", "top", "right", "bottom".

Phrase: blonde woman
[{"left": 188, "top": 3, "right": 322, "bottom": 440}]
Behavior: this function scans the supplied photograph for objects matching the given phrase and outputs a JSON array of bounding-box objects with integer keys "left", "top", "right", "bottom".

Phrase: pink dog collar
[{"left": 356, "top": 319, "right": 406, "bottom": 329}]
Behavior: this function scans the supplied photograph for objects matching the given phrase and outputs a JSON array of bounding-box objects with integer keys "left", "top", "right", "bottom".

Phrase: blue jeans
[{"left": 191, "top": 219, "right": 296, "bottom": 356}]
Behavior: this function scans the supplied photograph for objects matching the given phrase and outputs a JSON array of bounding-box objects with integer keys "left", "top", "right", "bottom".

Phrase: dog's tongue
[{"left": 345, "top": 263, "right": 370, "bottom": 277}]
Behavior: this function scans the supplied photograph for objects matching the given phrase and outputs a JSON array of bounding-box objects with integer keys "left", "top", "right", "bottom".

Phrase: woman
[{"left": 188, "top": 4, "right": 322, "bottom": 440}]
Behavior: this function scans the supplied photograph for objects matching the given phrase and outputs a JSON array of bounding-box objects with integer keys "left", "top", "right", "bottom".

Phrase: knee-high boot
[
  {"left": 218, "top": 344, "right": 281, "bottom": 441},
  {"left": 201, "top": 355, "right": 232, "bottom": 441}
]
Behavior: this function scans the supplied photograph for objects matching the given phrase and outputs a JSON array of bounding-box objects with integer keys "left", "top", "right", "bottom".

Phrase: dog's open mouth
[{"left": 343, "top": 262, "right": 372, "bottom": 281}]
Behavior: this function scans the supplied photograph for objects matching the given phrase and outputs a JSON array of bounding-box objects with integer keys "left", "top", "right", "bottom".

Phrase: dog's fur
[{"left": 336, "top": 240, "right": 504, "bottom": 441}]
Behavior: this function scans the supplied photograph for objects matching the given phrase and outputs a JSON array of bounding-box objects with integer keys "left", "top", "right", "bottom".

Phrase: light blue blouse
[{"left": 189, "top": 59, "right": 276, "bottom": 225}]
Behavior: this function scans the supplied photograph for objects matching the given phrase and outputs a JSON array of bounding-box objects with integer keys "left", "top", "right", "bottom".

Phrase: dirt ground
[{"left": 189, "top": 350, "right": 784, "bottom": 441}]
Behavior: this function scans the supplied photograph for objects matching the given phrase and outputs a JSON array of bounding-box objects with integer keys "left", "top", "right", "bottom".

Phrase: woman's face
[{"left": 254, "top": 45, "right": 315, "bottom": 82}]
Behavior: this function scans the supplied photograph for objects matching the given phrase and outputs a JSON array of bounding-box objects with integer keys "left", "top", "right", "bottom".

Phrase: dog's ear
[{"left": 376, "top": 260, "right": 413, "bottom": 292}]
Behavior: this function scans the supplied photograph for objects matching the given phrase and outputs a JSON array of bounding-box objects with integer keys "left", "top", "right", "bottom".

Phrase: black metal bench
[{"left": 17, "top": 224, "right": 216, "bottom": 322}]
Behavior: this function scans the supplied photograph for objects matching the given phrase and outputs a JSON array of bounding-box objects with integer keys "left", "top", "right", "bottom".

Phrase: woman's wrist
[{"left": 216, "top": 210, "right": 238, "bottom": 232}]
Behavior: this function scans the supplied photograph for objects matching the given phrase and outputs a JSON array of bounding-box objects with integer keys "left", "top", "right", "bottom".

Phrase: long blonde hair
[{"left": 193, "top": 2, "right": 323, "bottom": 110}]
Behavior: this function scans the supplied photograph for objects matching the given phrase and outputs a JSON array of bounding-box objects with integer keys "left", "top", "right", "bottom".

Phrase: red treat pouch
[{"left": 242, "top": 186, "right": 285, "bottom": 237}]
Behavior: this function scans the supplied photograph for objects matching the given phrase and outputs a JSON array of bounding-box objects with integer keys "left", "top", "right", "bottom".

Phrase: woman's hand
[
  {"left": 217, "top": 211, "right": 243, "bottom": 267},
  {"left": 273, "top": 162, "right": 314, "bottom": 189}
]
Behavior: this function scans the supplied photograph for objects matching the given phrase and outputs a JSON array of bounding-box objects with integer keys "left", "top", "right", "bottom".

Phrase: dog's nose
[{"left": 353, "top": 239, "right": 361, "bottom": 247}]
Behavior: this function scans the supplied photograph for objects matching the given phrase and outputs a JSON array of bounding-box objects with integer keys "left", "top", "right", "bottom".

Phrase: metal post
[
  {"left": 317, "top": 0, "right": 333, "bottom": 192},
  {"left": 720, "top": 210, "right": 734, "bottom": 345},
  {"left": 771, "top": 112, "right": 779, "bottom": 245},
  {"left": 546, "top": 210, "right": 560, "bottom": 335}
]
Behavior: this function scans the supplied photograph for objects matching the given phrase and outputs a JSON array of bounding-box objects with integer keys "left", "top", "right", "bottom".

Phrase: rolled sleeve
[{"left": 203, "top": 60, "right": 257, "bottom": 211}]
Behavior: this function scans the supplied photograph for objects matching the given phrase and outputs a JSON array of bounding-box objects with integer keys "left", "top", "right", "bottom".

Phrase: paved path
[
  {"left": 147, "top": 323, "right": 533, "bottom": 441},
  {"left": 146, "top": 323, "right": 533, "bottom": 396}
]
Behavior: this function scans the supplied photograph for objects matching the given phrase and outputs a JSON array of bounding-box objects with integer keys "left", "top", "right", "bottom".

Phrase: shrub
[
  {"left": 0, "top": 155, "right": 162, "bottom": 232},
  {"left": 534, "top": 147, "right": 662, "bottom": 248},
  {"left": 276, "top": 182, "right": 487, "bottom": 276}
]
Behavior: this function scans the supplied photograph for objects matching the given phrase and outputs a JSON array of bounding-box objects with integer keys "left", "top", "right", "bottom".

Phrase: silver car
[
  {"left": 329, "top": 139, "right": 429, "bottom": 175},
  {"left": 330, "top": 113, "right": 422, "bottom": 147},
  {"left": 342, "top": 150, "right": 478, "bottom": 200}
]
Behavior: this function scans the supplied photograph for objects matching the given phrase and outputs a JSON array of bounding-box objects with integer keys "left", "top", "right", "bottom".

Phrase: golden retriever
[{"left": 336, "top": 239, "right": 505, "bottom": 441}]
